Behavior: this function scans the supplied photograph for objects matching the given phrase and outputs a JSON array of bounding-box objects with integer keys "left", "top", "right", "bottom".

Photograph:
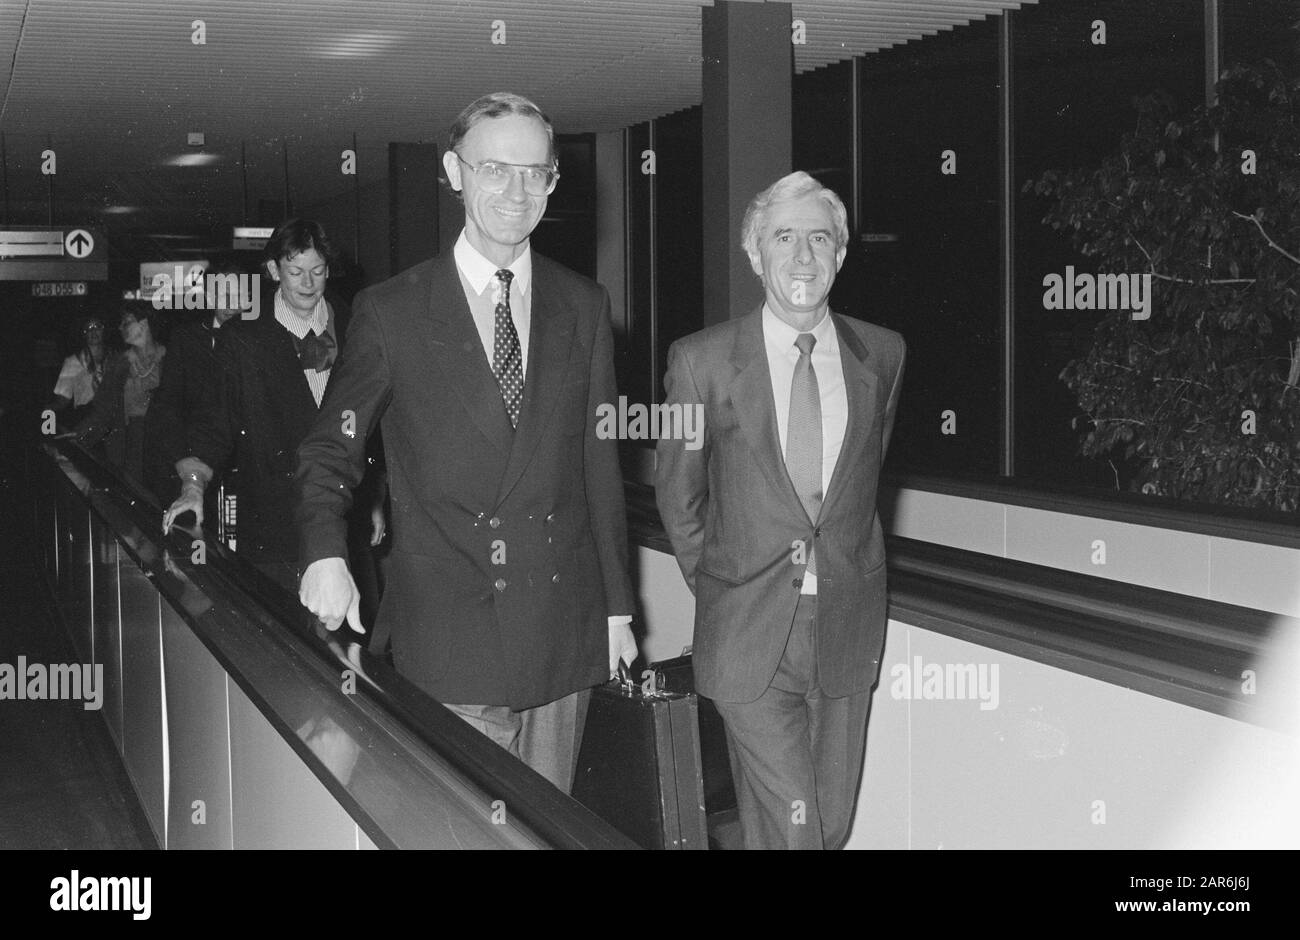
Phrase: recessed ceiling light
[
  {"left": 159, "top": 153, "right": 222, "bottom": 167},
  {"left": 318, "top": 30, "right": 400, "bottom": 58}
]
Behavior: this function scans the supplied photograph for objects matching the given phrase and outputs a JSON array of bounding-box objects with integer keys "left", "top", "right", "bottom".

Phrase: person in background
[
  {"left": 51, "top": 317, "right": 107, "bottom": 428},
  {"left": 71, "top": 304, "right": 168, "bottom": 483},
  {"left": 144, "top": 259, "right": 246, "bottom": 507},
  {"left": 161, "top": 220, "right": 385, "bottom": 599}
]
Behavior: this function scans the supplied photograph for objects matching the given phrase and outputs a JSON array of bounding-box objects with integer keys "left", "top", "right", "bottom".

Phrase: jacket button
[
  {"left": 814, "top": 527, "right": 822, "bottom": 537},
  {"left": 489, "top": 516, "right": 501, "bottom": 528},
  {"left": 494, "top": 578, "right": 507, "bottom": 591},
  {"left": 792, "top": 578, "right": 802, "bottom": 589},
  {"left": 552, "top": 573, "right": 561, "bottom": 583},
  {"left": 545, "top": 513, "right": 555, "bottom": 524}
]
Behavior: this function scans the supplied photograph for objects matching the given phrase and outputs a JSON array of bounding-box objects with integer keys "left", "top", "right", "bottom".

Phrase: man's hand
[
  {"left": 369, "top": 502, "right": 386, "bottom": 546},
  {"left": 163, "top": 481, "right": 205, "bottom": 534},
  {"left": 300, "top": 557, "right": 364, "bottom": 634},
  {"left": 608, "top": 618, "right": 637, "bottom": 678}
]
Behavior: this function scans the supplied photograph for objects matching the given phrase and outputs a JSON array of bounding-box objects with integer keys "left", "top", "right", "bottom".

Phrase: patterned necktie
[
  {"left": 492, "top": 268, "right": 524, "bottom": 428},
  {"left": 786, "top": 332, "right": 822, "bottom": 576}
]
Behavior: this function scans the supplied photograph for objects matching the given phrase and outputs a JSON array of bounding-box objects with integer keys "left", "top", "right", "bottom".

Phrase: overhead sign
[
  {"left": 32, "top": 281, "right": 88, "bottom": 298},
  {"left": 0, "top": 227, "right": 107, "bottom": 281},
  {"left": 0, "top": 230, "right": 64, "bottom": 258},
  {"left": 232, "top": 226, "right": 274, "bottom": 251},
  {"left": 140, "top": 260, "right": 208, "bottom": 302}
]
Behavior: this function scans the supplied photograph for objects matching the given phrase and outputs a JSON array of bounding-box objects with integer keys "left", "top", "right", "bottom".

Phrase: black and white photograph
[{"left": 0, "top": 0, "right": 1293, "bottom": 915}]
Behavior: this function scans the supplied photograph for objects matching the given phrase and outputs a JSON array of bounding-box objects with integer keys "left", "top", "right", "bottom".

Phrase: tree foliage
[{"left": 1030, "top": 62, "right": 1300, "bottom": 512}]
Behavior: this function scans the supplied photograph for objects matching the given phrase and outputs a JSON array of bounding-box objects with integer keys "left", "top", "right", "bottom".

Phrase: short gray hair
[
  {"left": 448, "top": 91, "right": 557, "bottom": 167},
  {"left": 740, "top": 171, "right": 850, "bottom": 256}
]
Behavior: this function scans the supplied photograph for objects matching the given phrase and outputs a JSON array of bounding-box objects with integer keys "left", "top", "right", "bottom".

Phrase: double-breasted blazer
[{"left": 295, "top": 251, "right": 635, "bottom": 710}]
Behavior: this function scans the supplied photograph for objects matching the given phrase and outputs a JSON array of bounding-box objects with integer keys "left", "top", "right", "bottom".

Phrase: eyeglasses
[{"left": 454, "top": 154, "right": 559, "bottom": 196}]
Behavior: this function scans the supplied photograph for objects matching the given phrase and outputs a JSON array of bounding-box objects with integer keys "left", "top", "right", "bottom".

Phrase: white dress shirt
[
  {"left": 762, "top": 304, "right": 848, "bottom": 595},
  {"left": 274, "top": 291, "right": 332, "bottom": 407},
  {"left": 453, "top": 230, "right": 532, "bottom": 380}
]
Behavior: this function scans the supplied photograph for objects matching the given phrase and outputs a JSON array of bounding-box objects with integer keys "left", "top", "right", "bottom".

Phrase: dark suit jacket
[
  {"left": 655, "top": 308, "right": 906, "bottom": 703},
  {"left": 295, "top": 251, "right": 635, "bottom": 711},
  {"left": 188, "top": 294, "right": 351, "bottom": 564},
  {"left": 143, "top": 317, "right": 221, "bottom": 503}
]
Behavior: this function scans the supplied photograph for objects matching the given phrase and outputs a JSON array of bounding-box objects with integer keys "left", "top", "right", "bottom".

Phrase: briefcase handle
[{"left": 615, "top": 659, "right": 636, "bottom": 690}]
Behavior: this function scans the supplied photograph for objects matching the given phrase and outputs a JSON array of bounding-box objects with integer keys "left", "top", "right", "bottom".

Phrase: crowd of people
[{"left": 47, "top": 221, "right": 388, "bottom": 630}]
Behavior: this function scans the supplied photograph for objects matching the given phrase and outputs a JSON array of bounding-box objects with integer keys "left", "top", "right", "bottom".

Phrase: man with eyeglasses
[{"left": 296, "top": 92, "right": 636, "bottom": 793}]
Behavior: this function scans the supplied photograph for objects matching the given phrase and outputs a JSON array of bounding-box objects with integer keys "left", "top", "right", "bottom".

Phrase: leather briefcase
[
  {"left": 572, "top": 663, "right": 708, "bottom": 850},
  {"left": 650, "top": 654, "right": 738, "bottom": 816}
]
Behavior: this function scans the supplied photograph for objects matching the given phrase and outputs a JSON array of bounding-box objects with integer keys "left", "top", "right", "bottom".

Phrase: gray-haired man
[{"left": 656, "top": 171, "right": 906, "bottom": 848}]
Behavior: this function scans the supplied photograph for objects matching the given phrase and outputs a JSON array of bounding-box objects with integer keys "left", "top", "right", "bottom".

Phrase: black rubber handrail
[
  {"left": 623, "top": 481, "right": 1297, "bottom": 730},
  {"left": 40, "top": 440, "right": 637, "bottom": 850}
]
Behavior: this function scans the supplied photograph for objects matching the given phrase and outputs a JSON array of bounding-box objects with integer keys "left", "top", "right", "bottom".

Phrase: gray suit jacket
[{"left": 655, "top": 307, "right": 905, "bottom": 703}]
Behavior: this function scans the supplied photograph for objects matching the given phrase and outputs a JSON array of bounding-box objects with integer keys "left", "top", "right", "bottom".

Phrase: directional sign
[
  {"left": 65, "top": 229, "right": 94, "bottom": 259},
  {"left": 0, "top": 226, "right": 106, "bottom": 280},
  {"left": 232, "top": 226, "right": 275, "bottom": 251},
  {"left": 140, "top": 260, "right": 208, "bottom": 302},
  {"left": 0, "top": 230, "right": 64, "bottom": 258}
]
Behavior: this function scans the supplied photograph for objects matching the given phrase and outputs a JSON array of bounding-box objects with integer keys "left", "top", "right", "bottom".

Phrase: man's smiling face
[
  {"left": 444, "top": 113, "right": 552, "bottom": 267},
  {"left": 748, "top": 193, "right": 846, "bottom": 321}
]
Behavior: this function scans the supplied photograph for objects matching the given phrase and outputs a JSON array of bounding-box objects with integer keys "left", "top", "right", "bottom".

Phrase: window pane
[
  {"left": 854, "top": 19, "right": 1002, "bottom": 477},
  {"left": 794, "top": 60, "right": 853, "bottom": 219},
  {"left": 1223, "top": 0, "right": 1299, "bottom": 73},
  {"left": 1013, "top": 0, "right": 1204, "bottom": 490}
]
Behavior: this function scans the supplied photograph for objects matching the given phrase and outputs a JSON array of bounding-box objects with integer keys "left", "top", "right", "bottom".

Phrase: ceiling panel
[{"left": 0, "top": 0, "right": 1034, "bottom": 242}]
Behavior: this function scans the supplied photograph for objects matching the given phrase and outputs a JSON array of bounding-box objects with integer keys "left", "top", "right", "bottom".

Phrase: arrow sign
[{"left": 65, "top": 229, "right": 94, "bottom": 259}]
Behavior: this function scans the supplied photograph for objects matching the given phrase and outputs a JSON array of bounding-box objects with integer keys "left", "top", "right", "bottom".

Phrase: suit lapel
[
  {"left": 418, "top": 254, "right": 514, "bottom": 457},
  {"left": 822, "top": 312, "right": 881, "bottom": 515},
  {"left": 495, "top": 259, "right": 578, "bottom": 505},
  {"left": 727, "top": 308, "right": 806, "bottom": 516}
]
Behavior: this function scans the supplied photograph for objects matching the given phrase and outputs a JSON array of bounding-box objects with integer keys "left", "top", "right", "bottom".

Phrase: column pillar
[{"left": 701, "top": 0, "right": 793, "bottom": 324}]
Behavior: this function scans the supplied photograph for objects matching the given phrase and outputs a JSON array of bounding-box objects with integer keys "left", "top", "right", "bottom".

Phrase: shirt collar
[
  {"left": 453, "top": 229, "right": 532, "bottom": 296},
  {"left": 762, "top": 303, "right": 836, "bottom": 355},
  {"left": 274, "top": 290, "right": 328, "bottom": 339}
]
